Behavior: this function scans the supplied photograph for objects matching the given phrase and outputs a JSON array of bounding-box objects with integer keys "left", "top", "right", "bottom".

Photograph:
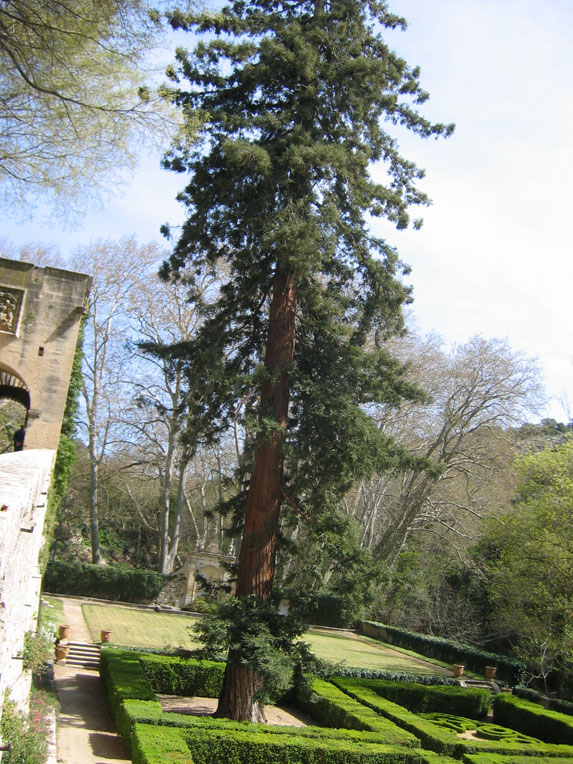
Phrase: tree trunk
[
  {"left": 165, "top": 459, "right": 188, "bottom": 574},
  {"left": 87, "top": 419, "right": 101, "bottom": 564},
  {"left": 216, "top": 267, "right": 296, "bottom": 720},
  {"left": 215, "top": 648, "right": 267, "bottom": 722},
  {"left": 159, "top": 423, "right": 178, "bottom": 574},
  {"left": 89, "top": 456, "right": 101, "bottom": 564}
]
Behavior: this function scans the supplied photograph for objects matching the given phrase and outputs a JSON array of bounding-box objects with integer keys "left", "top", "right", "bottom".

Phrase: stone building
[
  {"left": 0, "top": 257, "right": 91, "bottom": 449},
  {"left": 0, "top": 258, "right": 90, "bottom": 747}
]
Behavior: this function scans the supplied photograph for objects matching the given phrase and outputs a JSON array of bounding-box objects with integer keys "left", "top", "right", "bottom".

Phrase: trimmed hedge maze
[{"left": 100, "top": 649, "right": 573, "bottom": 764}]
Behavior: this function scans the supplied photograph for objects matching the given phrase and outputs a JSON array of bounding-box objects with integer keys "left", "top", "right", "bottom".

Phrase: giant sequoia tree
[{"left": 162, "top": 0, "right": 453, "bottom": 720}]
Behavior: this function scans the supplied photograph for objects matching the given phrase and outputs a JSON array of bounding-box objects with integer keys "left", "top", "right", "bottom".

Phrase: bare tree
[
  {"left": 346, "top": 333, "right": 544, "bottom": 566},
  {"left": 124, "top": 267, "right": 227, "bottom": 574},
  {"left": 69, "top": 237, "right": 161, "bottom": 563}
]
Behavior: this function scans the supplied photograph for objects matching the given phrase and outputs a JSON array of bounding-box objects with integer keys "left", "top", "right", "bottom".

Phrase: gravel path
[{"left": 54, "top": 598, "right": 129, "bottom": 764}]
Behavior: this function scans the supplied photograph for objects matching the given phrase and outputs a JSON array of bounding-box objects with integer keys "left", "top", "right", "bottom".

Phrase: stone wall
[
  {"left": 0, "top": 450, "right": 55, "bottom": 727},
  {"left": 0, "top": 258, "right": 90, "bottom": 450}
]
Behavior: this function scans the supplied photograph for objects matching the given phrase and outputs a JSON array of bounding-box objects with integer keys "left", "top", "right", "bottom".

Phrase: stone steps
[
  {"left": 459, "top": 678, "right": 500, "bottom": 697},
  {"left": 62, "top": 641, "right": 101, "bottom": 670}
]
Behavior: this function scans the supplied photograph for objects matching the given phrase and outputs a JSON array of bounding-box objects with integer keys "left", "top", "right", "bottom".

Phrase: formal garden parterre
[{"left": 100, "top": 648, "right": 573, "bottom": 764}]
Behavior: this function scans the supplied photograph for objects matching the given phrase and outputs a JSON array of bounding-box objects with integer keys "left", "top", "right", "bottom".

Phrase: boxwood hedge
[
  {"left": 361, "top": 622, "right": 524, "bottom": 686},
  {"left": 349, "top": 679, "right": 491, "bottom": 719},
  {"left": 100, "top": 649, "right": 573, "bottom": 764},
  {"left": 493, "top": 693, "right": 573, "bottom": 745},
  {"left": 44, "top": 560, "right": 163, "bottom": 603}
]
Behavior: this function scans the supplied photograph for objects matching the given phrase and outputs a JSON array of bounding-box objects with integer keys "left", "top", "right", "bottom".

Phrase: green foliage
[
  {"left": 0, "top": 0, "right": 182, "bottom": 214},
  {"left": 102, "top": 648, "right": 573, "bottom": 762},
  {"left": 161, "top": 0, "right": 452, "bottom": 532},
  {"left": 279, "top": 515, "right": 386, "bottom": 627},
  {"left": 513, "top": 684, "right": 573, "bottom": 715},
  {"left": 100, "top": 648, "right": 158, "bottom": 738},
  {"left": 132, "top": 722, "right": 426, "bottom": 764},
  {"left": 361, "top": 622, "right": 524, "bottom": 685},
  {"left": 182, "top": 726, "right": 419, "bottom": 764},
  {"left": 483, "top": 439, "right": 573, "bottom": 689},
  {"left": 42, "top": 318, "right": 85, "bottom": 569},
  {"left": 192, "top": 594, "right": 322, "bottom": 703},
  {"left": 331, "top": 667, "right": 457, "bottom": 686},
  {"left": 131, "top": 723, "right": 191, "bottom": 764},
  {"left": 303, "top": 592, "right": 361, "bottom": 628},
  {"left": 465, "top": 756, "right": 573, "bottom": 764},
  {"left": 43, "top": 560, "right": 163, "bottom": 602},
  {"left": 331, "top": 677, "right": 573, "bottom": 758},
  {"left": 346, "top": 679, "right": 490, "bottom": 719},
  {"left": 21, "top": 629, "right": 53, "bottom": 673},
  {"left": 0, "top": 694, "right": 49, "bottom": 764},
  {"left": 493, "top": 693, "right": 573, "bottom": 746},
  {"left": 296, "top": 677, "right": 420, "bottom": 746},
  {"left": 421, "top": 715, "right": 539, "bottom": 745},
  {"left": 139, "top": 654, "right": 225, "bottom": 697},
  {"left": 0, "top": 399, "right": 27, "bottom": 454},
  {"left": 160, "top": 0, "right": 454, "bottom": 717}
]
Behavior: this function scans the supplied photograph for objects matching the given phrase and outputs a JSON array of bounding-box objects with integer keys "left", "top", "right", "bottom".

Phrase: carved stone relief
[{"left": 0, "top": 287, "right": 24, "bottom": 333}]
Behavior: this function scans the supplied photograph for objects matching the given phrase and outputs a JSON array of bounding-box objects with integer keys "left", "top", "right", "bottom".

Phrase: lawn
[
  {"left": 302, "top": 629, "right": 449, "bottom": 675},
  {"left": 40, "top": 595, "right": 66, "bottom": 636},
  {"left": 82, "top": 604, "right": 201, "bottom": 649},
  {"left": 81, "top": 603, "right": 448, "bottom": 675}
]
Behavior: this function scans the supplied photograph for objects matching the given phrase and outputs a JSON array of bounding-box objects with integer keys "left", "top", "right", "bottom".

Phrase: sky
[{"left": 2, "top": 0, "right": 572, "bottom": 421}]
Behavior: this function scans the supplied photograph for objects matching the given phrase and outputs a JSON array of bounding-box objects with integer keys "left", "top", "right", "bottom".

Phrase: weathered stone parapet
[
  {"left": 0, "top": 449, "right": 55, "bottom": 718},
  {"left": 0, "top": 258, "right": 91, "bottom": 450}
]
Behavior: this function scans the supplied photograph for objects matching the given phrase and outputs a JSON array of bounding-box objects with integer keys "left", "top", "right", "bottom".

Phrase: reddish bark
[
  {"left": 236, "top": 267, "right": 296, "bottom": 600},
  {"left": 214, "top": 648, "right": 267, "bottom": 722},
  {"left": 215, "top": 266, "right": 296, "bottom": 720}
]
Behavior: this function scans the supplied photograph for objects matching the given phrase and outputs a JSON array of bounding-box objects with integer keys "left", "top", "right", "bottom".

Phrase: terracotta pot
[
  {"left": 55, "top": 642, "right": 70, "bottom": 661},
  {"left": 100, "top": 630, "right": 112, "bottom": 643},
  {"left": 485, "top": 666, "right": 497, "bottom": 680},
  {"left": 58, "top": 624, "right": 70, "bottom": 639},
  {"left": 453, "top": 663, "right": 465, "bottom": 677}
]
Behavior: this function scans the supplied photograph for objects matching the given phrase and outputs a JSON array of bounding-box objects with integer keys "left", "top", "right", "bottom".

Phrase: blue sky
[{"left": 2, "top": 0, "right": 572, "bottom": 420}]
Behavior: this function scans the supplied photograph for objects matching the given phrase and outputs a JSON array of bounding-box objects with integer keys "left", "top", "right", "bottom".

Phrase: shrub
[
  {"left": 331, "top": 667, "right": 459, "bottom": 686},
  {"left": 0, "top": 696, "right": 48, "bottom": 764},
  {"left": 131, "top": 723, "right": 191, "bottom": 764},
  {"left": 331, "top": 677, "right": 573, "bottom": 758},
  {"left": 100, "top": 648, "right": 157, "bottom": 730},
  {"left": 132, "top": 722, "right": 432, "bottom": 764},
  {"left": 43, "top": 560, "right": 163, "bottom": 603},
  {"left": 361, "top": 622, "right": 524, "bottom": 685},
  {"left": 303, "top": 592, "right": 354, "bottom": 628},
  {"left": 183, "top": 726, "right": 424, "bottom": 764},
  {"left": 296, "top": 677, "right": 420, "bottom": 747},
  {"left": 550, "top": 697, "right": 573, "bottom": 716},
  {"left": 464, "top": 755, "right": 573, "bottom": 764},
  {"left": 138, "top": 654, "right": 225, "bottom": 697},
  {"left": 493, "top": 693, "right": 573, "bottom": 745},
  {"left": 349, "top": 678, "right": 491, "bottom": 719}
]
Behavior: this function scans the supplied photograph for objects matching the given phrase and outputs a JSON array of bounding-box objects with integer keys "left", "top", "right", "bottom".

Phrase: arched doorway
[{"left": 0, "top": 366, "right": 30, "bottom": 453}]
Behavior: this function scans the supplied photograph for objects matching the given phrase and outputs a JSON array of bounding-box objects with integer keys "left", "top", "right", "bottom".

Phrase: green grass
[
  {"left": 82, "top": 604, "right": 202, "bottom": 649},
  {"left": 80, "top": 602, "right": 447, "bottom": 675},
  {"left": 303, "top": 630, "right": 449, "bottom": 675},
  {"left": 39, "top": 596, "right": 65, "bottom": 636}
]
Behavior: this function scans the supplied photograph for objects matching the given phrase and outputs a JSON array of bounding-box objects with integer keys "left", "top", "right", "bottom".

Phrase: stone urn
[
  {"left": 453, "top": 663, "right": 465, "bottom": 678},
  {"left": 485, "top": 666, "right": 497, "bottom": 680},
  {"left": 58, "top": 624, "right": 70, "bottom": 639},
  {"left": 100, "top": 630, "right": 112, "bottom": 643}
]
